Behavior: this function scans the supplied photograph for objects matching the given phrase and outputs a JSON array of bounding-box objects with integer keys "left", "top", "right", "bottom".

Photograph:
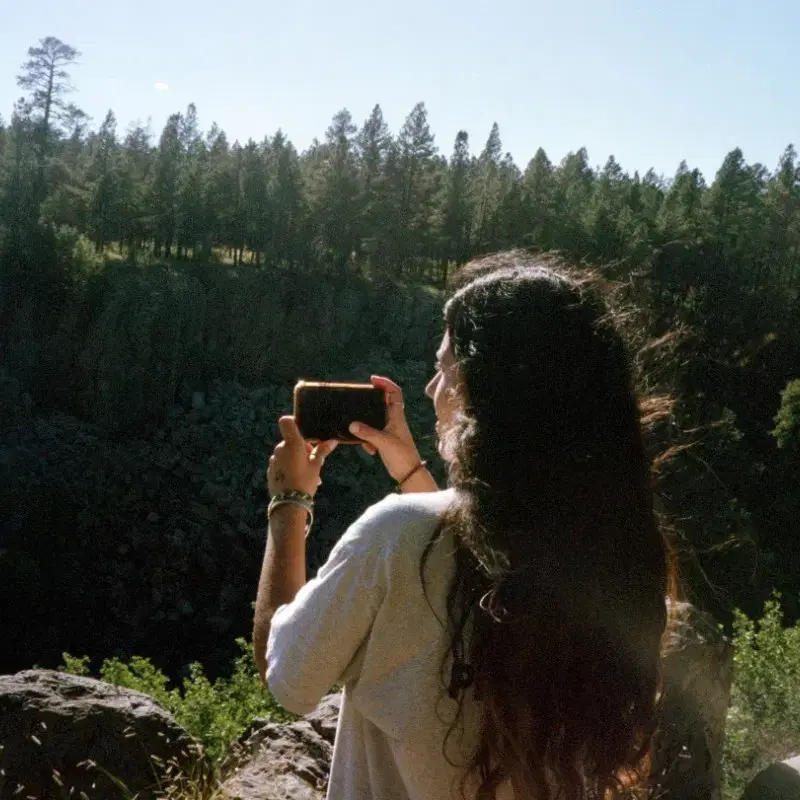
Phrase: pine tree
[
  {"left": 87, "top": 110, "right": 121, "bottom": 252},
  {"left": 387, "top": 101, "right": 438, "bottom": 274},
  {"left": 473, "top": 122, "right": 503, "bottom": 253},
  {"left": 200, "top": 125, "right": 236, "bottom": 260},
  {"left": 117, "top": 122, "right": 154, "bottom": 261},
  {"left": 151, "top": 113, "right": 182, "bottom": 258},
  {"left": 269, "top": 131, "right": 305, "bottom": 267},
  {"left": 310, "top": 109, "right": 360, "bottom": 269},
  {"left": 16, "top": 37, "right": 83, "bottom": 206},
  {"left": 491, "top": 152, "right": 526, "bottom": 250},
  {"left": 441, "top": 130, "right": 473, "bottom": 273},
  {"left": 356, "top": 104, "right": 392, "bottom": 261},
  {"left": 523, "top": 147, "right": 555, "bottom": 249},
  {"left": 241, "top": 138, "right": 269, "bottom": 265},
  {"left": 176, "top": 103, "right": 206, "bottom": 260}
]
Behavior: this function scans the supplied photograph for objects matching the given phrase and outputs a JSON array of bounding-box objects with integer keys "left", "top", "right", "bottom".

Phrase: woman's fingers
[
  {"left": 370, "top": 375, "right": 405, "bottom": 426},
  {"left": 310, "top": 439, "right": 338, "bottom": 466},
  {"left": 349, "top": 421, "right": 386, "bottom": 447},
  {"left": 361, "top": 442, "right": 377, "bottom": 456},
  {"left": 371, "top": 374, "right": 403, "bottom": 395},
  {"left": 278, "top": 416, "right": 306, "bottom": 452}
]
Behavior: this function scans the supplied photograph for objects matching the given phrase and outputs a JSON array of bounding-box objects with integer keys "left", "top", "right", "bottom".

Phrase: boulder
[
  {"left": 740, "top": 755, "right": 800, "bottom": 800},
  {"left": 0, "top": 669, "right": 200, "bottom": 800},
  {"left": 220, "top": 693, "right": 341, "bottom": 800},
  {"left": 648, "top": 601, "right": 734, "bottom": 800}
]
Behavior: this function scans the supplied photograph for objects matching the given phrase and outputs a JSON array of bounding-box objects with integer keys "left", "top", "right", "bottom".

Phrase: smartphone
[{"left": 293, "top": 381, "right": 387, "bottom": 443}]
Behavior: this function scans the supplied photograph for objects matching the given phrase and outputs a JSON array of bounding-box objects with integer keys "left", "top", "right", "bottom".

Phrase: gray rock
[
  {"left": 740, "top": 755, "right": 800, "bottom": 800},
  {"left": 221, "top": 695, "right": 341, "bottom": 800},
  {"left": 0, "top": 669, "right": 201, "bottom": 800},
  {"left": 305, "top": 692, "right": 341, "bottom": 743},
  {"left": 648, "top": 601, "right": 734, "bottom": 800}
]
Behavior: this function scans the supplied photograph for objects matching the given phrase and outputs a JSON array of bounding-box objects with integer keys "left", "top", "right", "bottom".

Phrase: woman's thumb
[{"left": 349, "top": 422, "right": 383, "bottom": 446}]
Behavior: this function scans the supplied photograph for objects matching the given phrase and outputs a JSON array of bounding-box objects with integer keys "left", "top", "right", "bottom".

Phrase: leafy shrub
[
  {"left": 773, "top": 379, "right": 800, "bottom": 454},
  {"left": 723, "top": 594, "right": 800, "bottom": 798},
  {"left": 59, "top": 637, "right": 294, "bottom": 766}
]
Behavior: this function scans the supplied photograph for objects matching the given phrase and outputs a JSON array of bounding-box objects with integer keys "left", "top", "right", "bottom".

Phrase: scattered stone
[
  {"left": 741, "top": 754, "right": 800, "bottom": 799},
  {"left": 0, "top": 670, "right": 201, "bottom": 800},
  {"left": 220, "top": 693, "right": 340, "bottom": 800}
]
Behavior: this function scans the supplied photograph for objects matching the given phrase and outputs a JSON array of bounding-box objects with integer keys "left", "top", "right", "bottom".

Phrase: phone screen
[{"left": 294, "top": 382, "right": 387, "bottom": 442}]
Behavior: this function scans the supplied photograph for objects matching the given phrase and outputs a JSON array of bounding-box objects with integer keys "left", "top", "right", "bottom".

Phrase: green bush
[
  {"left": 723, "top": 594, "right": 800, "bottom": 798},
  {"left": 773, "top": 379, "right": 800, "bottom": 454},
  {"left": 59, "top": 637, "right": 294, "bottom": 766}
]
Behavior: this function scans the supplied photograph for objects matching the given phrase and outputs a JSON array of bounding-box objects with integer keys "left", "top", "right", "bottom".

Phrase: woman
[{"left": 253, "top": 252, "right": 675, "bottom": 800}]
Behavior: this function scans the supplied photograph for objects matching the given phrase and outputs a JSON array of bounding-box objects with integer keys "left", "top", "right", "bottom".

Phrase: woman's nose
[{"left": 425, "top": 375, "right": 437, "bottom": 399}]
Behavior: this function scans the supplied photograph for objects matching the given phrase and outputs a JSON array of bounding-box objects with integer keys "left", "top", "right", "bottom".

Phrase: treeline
[
  {"left": 2, "top": 38, "right": 800, "bottom": 618},
  {"left": 2, "top": 39, "right": 799, "bottom": 293}
]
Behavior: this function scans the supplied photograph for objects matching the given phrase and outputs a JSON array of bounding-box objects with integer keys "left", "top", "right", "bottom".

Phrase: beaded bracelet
[
  {"left": 268, "top": 489, "right": 315, "bottom": 538},
  {"left": 396, "top": 460, "right": 428, "bottom": 492}
]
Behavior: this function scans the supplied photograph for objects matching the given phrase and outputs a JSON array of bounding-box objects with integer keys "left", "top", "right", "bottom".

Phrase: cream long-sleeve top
[{"left": 266, "top": 488, "right": 512, "bottom": 800}]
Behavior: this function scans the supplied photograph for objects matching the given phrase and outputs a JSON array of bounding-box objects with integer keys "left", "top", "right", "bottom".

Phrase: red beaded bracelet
[{"left": 396, "top": 460, "right": 428, "bottom": 491}]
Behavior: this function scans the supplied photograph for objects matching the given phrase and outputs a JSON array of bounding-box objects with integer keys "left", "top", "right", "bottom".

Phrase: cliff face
[
  {"left": 0, "top": 266, "right": 445, "bottom": 680},
  {"left": 3, "top": 263, "right": 443, "bottom": 433}
]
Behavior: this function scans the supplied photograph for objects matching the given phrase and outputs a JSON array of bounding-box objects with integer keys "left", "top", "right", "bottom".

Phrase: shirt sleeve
[{"left": 265, "top": 496, "right": 396, "bottom": 716}]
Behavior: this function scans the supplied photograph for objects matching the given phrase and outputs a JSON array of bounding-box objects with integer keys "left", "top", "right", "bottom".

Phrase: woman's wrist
[
  {"left": 267, "top": 501, "right": 311, "bottom": 538},
  {"left": 399, "top": 465, "right": 438, "bottom": 494}
]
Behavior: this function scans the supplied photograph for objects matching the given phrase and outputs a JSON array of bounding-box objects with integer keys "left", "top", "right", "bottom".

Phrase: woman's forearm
[{"left": 253, "top": 504, "right": 308, "bottom": 683}]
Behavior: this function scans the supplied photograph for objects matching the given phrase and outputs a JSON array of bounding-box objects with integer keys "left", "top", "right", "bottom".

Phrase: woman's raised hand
[{"left": 349, "top": 375, "right": 426, "bottom": 484}]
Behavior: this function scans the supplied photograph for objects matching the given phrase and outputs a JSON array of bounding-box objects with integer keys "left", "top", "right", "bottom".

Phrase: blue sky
[{"left": 1, "top": 0, "right": 797, "bottom": 181}]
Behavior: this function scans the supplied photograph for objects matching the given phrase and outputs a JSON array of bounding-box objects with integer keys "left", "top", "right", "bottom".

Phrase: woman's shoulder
[
  {"left": 345, "top": 488, "right": 457, "bottom": 557},
  {"left": 363, "top": 487, "right": 457, "bottom": 528}
]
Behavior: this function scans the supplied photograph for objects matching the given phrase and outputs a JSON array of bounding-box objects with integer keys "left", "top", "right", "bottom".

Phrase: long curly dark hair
[{"left": 421, "top": 252, "right": 676, "bottom": 800}]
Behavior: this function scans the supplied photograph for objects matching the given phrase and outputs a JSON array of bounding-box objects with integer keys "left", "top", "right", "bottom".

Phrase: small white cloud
[{"left": 154, "top": 81, "right": 169, "bottom": 91}]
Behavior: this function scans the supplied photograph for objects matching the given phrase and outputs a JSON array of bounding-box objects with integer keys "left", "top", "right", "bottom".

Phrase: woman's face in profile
[{"left": 425, "top": 330, "right": 460, "bottom": 458}]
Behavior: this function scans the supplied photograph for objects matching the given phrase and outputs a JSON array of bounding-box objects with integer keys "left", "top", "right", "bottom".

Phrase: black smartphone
[{"left": 293, "top": 381, "right": 387, "bottom": 443}]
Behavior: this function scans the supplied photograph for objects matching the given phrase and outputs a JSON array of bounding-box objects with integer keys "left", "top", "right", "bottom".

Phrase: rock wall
[
  {"left": 0, "top": 369, "right": 441, "bottom": 679},
  {"left": 2, "top": 263, "right": 443, "bottom": 434},
  {"left": 1, "top": 264, "right": 445, "bottom": 679}
]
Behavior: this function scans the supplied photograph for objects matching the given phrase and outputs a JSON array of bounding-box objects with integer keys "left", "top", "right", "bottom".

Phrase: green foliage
[
  {"left": 59, "top": 637, "right": 294, "bottom": 766},
  {"left": 772, "top": 379, "right": 800, "bottom": 454},
  {"left": 99, "top": 654, "right": 178, "bottom": 711},
  {"left": 723, "top": 595, "right": 800, "bottom": 798},
  {"left": 57, "top": 652, "right": 91, "bottom": 676}
]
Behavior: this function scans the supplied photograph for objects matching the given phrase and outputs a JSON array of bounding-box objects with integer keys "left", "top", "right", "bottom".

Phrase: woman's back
[{"left": 267, "top": 489, "right": 510, "bottom": 800}]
